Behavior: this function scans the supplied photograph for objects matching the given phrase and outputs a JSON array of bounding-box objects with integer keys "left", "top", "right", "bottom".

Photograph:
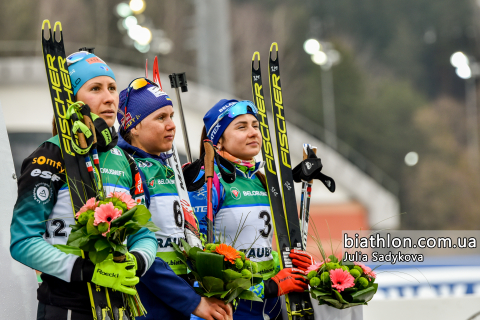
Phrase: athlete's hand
[
  {"left": 289, "top": 249, "right": 315, "bottom": 272},
  {"left": 91, "top": 253, "right": 139, "bottom": 295},
  {"left": 271, "top": 268, "right": 308, "bottom": 296},
  {"left": 192, "top": 297, "right": 232, "bottom": 320}
]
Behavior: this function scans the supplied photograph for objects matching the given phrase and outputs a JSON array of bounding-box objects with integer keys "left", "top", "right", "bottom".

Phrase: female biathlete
[
  {"left": 115, "top": 77, "right": 232, "bottom": 320},
  {"left": 10, "top": 52, "right": 157, "bottom": 320},
  {"left": 188, "top": 99, "right": 313, "bottom": 320}
]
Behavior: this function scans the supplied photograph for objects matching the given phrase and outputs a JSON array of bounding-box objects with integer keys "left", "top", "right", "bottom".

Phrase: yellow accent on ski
[
  {"left": 270, "top": 42, "right": 279, "bottom": 60},
  {"left": 42, "top": 20, "right": 51, "bottom": 30},
  {"left": 53, "top": 21, "right": 62, "bottom": 33}
]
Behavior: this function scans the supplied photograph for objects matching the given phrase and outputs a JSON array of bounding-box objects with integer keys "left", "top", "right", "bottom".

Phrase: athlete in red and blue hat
[{"left": 116, "top": 78, "right": 233, "bottom": 320}]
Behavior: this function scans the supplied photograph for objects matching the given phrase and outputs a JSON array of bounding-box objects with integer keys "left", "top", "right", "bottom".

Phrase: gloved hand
[
  {"left": 271, "top": 268, "right": 308, "bottom": 296},
  {"left": 289, "top": 249, "right": 315, "bottom": 272},
  {"left": 91, "top": 253, "right": 139, "bottom": 295}
]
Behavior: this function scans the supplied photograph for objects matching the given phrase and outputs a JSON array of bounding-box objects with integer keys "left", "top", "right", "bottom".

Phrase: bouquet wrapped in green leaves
[
  {"left": 307, "top": 254, "right": 378, "bottom": 309},
  {"left": 66, "top": 191, "right": 159, "bottom": 316},
  {"left": 172, "top": 239, "right": 263, "bottom": 304}
]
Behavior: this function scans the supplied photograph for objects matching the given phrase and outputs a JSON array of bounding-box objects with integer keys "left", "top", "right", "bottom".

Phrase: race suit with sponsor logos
[
  {"left": 131, "top": 157, "right": 187, "bottom": 275},
  {"left": 189, "top": 162, "right": 282, "bottom": 320},
  {"left": 10, "top": 135, "right": 157, "bottom": 314},
  {"left": 117, "top": 135, "right": 201, "bottom": 320}
]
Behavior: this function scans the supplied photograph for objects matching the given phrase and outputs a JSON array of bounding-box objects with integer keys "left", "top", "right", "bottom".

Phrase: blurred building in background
[{"left": 3, "top": 0, "right": 480, "bottom": 318}]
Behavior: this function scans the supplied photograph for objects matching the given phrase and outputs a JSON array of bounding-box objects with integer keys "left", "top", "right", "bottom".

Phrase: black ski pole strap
[
  {"left": 214, "top": 151, "right": 236, "bottom": 184},
  {"left": 182, "top": 151, "right": 236, "bottom": 191},
  {"left": 292, "top": 151, "right": 336, "bottom": 193},
  {"left": 183, "top": 158, "right": 205, "bottom": 192}
]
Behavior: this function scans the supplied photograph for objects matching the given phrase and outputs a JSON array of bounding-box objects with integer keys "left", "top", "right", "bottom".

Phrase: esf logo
[{"left": 31, "top": 169, "right": 61, "bottom": 182}]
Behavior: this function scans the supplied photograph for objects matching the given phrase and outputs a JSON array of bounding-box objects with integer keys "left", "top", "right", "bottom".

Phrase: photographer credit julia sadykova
[{"left": 342, "top": 250, "right": 424, "bottom": 264}]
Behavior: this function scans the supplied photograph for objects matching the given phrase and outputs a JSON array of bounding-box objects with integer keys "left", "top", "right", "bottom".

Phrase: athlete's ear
[
  {"left": 217, "top": 137, "right": 223, "bottom": 150},
  {"left": 131, "top": 123, "right": 140, "bottom": 136}
]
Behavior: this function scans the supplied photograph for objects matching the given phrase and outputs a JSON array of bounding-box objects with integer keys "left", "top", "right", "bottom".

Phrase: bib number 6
[
  {"left": 173, "top": 200, "right": 184, "bottom": 228},
  {"left": 259, "top": 211, "right": 272, "bottom": 238}
]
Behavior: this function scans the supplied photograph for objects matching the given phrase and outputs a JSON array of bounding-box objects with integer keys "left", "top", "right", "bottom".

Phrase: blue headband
[
  {"left": 68, "top": 53, "right": 115, "bottom": 95},
  {"left": 203, "top": 99, "right": 258, "bottom": 145}
]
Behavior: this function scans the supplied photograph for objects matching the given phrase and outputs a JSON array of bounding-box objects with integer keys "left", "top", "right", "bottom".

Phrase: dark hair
[
  {"left": 123, "top": 130, "right": 133, "bottom": 144},
  {"left": 52, "top": 116, "right": 57, "bottom": 136},
  {"left": 199, "top": 125, "right": 267, "bottom": 190}
]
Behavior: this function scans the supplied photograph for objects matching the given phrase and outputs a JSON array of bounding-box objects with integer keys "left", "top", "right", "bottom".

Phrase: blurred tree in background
[{"left": 1, "top": 0, "right": 479, "bottom": 229}]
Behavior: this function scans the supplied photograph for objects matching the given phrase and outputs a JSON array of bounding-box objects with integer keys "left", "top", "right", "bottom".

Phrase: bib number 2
[{"left": 45, "top": 219, "right": 67, "bottom": 238}]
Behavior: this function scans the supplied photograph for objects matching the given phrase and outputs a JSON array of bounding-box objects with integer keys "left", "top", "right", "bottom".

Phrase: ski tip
[
  {"left": 53, "top": 21, "right": 62, "bottom": 33},
  {"left": 252, "top": 52, "right": 260, "bottom": 70},
  {"left": 269, "top": 42, "right": 279, "bottom": 61},
  {"left": 270, "top": 42, "right": 278, "bottom": 53},
  {"left": 42, "top": 20, "right": 51, "bottom": 30}
]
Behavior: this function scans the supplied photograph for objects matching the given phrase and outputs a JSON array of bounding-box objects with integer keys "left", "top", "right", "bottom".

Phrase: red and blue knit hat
[{"left": 117, "top": 77, "right": 172, "bottom": 133}]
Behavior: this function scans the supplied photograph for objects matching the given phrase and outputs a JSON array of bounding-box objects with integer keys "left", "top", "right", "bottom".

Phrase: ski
[
  {"left": 251, "top": 51, "right": 312, "bottom": 320},
  {"left": 41, "top": 20, "right": 128, "bottom": 320},
  {"left": 150, "top": 57, "right": 203, "bottom": 248},
  {"left": 267, "top": 43, "right": 314, "bottom": 319}
]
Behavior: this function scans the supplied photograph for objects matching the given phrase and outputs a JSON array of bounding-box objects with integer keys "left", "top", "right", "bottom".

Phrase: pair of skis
[
  {"left": 42, "top": 20, "right": 129, "bottom": 320},
  {"left": 251, "top": 44, "right": 314, "bottom": 320},
  {"left": 146, "top": 58, "right": 203, "bottom": 249}
]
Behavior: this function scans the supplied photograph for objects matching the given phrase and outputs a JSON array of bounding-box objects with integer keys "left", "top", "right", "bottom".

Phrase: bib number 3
[{"left": 259, "top": 211, "right": 272, "bottom": 238}]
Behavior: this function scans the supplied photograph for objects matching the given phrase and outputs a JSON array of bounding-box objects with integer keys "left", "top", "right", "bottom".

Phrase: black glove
[{"left": 292, "top": 145, "right": 335, "bottom": 192}]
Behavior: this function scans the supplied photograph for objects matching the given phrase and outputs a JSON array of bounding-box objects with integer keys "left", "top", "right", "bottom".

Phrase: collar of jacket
[
  {"left": 117, "top": 134, "right": 172, "bottom": 164},
  {"left": 234, "top": 160, "right": 265, "bottom": 179}
]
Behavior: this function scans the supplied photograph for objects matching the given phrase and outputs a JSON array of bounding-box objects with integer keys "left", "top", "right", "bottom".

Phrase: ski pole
[
  {"left": 169, "top": 72, "right": 192, "bottom": 163},
  {"left": 203, "top": 139, "right": 215, "bottom": 243},
  {"left": 151, "top": 57, "right": 203, "bottom": 248},
  {"left": 299, "top": 144, "right": 316, "bottom": 250}
]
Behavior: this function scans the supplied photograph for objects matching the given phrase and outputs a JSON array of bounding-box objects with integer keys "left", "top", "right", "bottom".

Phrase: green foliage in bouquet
[
  {"left": 172, "top": 239, "right": 263, "bottom": 304},
  {"left": 66, "top": 192, "right": 160, "bottom": 264},
  {"left": 308, "top": 254, "right": 378, "bottom": 309}
]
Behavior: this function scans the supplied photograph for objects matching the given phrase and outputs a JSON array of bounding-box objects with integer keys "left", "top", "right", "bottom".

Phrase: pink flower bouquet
[
  {"left": 307, "top": 255, "right": 378, "bottom": 309},
  {"left": 67, "top": 192, "right": 159, "bottom": 317},
  {"left": 67, "top": 192, "right": 159, "bottom": 264}
]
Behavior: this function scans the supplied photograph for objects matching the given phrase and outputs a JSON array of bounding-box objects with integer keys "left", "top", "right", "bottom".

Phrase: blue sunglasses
[{"left": 206, "top": 100, "right": 259, "bottom": 137}]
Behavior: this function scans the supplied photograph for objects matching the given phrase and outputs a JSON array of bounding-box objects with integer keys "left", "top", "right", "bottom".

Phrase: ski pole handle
[
  {"left": 303, "top": 146, "right": 317, "bottom": 183},
  {"left": 170, "top": 73, "right": 192, "bottom": 163},
  {"left": 203, "top": 139, "right": 215, "bottom": 244},
  {"left": 300, "top": 145, "right": 317, "bottom": 250}
]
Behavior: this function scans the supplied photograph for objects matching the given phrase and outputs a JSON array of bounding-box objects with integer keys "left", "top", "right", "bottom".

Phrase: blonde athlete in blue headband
[{"left": 10, "top": 51, "right": 157, "bottom": 320}]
